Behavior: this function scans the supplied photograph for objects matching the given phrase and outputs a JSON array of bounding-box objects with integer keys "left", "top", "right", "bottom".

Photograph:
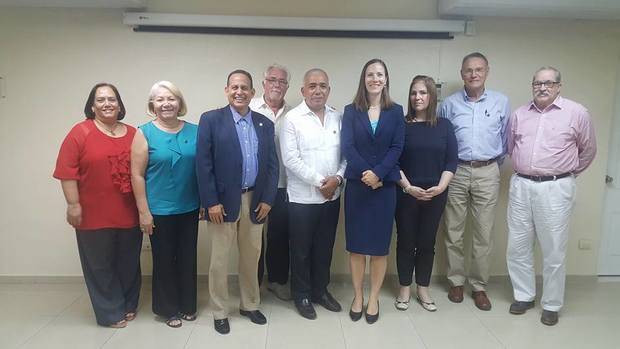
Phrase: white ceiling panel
[{"left": 439, "top": 0, "right": 620, "bottom": 20}]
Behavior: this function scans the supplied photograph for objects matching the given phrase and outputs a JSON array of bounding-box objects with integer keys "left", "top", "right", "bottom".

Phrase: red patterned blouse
[{"left": 54, "top": 119, "right": 138, "bottom": 230}]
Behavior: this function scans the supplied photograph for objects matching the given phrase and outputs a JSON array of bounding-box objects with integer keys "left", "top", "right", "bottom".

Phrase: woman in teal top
[{"left": 131, "top": 81, "right": 202, "bottom": 328}]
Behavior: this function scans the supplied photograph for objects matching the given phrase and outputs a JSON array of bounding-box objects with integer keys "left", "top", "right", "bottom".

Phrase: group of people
[{"left": 53, "top": 51, "right": 596, "bottom": 334}]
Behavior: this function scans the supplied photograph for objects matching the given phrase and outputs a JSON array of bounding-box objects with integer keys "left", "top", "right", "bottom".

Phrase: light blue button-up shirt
[
  {"left": 438, "top": 89, "right": 510, "bottom": 161},
  {"left": 231, "top": 106, "right": 259, "bottom": 188}
]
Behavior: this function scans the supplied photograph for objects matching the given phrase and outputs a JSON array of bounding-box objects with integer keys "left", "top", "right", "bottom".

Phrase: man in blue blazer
[{"left": 196, "top": 69, "right": 278, "bottom": 335}]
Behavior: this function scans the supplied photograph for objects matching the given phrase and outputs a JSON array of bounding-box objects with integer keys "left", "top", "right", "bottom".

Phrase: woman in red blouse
[{"left": 54, "top": 83, "right": 142, "bottom": 328}]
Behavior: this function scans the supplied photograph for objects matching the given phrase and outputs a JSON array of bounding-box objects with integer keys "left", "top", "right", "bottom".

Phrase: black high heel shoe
[
  {"left": 365, "top": 301, "right": 379, "bottom": 324},
  {"left": 349, "top": 298, "right": 363, "bottom": 322}
]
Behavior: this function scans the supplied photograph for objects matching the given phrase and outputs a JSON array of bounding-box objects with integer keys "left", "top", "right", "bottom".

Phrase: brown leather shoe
[
  {"left": 448, "top": 286, "right": 464, "bottom": 303},
  {"left": 472, "top": 291, "right": 492, "bottom": 311}
]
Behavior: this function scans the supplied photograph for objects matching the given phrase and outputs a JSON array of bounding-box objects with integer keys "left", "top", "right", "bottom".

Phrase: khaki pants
[
  {"left": 443, "top": 163, "right": 500, "bottom": 291},
  {"left": 208, "top": 192, "right": 264, "bottom": 319}
]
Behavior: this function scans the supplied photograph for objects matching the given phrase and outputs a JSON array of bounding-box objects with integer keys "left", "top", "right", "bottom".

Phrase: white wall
[{"left": 0, "top": 5, "right": 618, "bottom": 277}]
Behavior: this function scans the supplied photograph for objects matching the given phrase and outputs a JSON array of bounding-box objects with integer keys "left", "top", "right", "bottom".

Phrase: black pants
[
  {"left": 258, "top": 188, "right": 290, "bottom": 285},
  {"left": 151, "top": 209, "right": 199, "bottom": 318},
  {"left": 289, "top": 199, "right": 340, "bottom": 301},
  {"left": 395, "top": 190, "right": 447, "bottom": 287},
  {"left": 75, "top": 227, "right": 142, "bottom": 326}
]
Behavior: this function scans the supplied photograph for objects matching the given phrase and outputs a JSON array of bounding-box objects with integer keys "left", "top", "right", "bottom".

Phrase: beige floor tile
[
  {"left": 1, "top": 277, "right": 618, "bottom": 349},
  {"left": 102, "top": 316, "right": 197, "bottom": 349},
  {"left": 19, "top": 314, "right": 117, "bottom": 349},
  {"left": 341, "top": 310, "right": 426, "bottom": 349},
  {"left": 410, "top": 314, "right": 504, "bottom": 349},
  {"left": 481, "top": 314, "right": 618, "bottom": 349},
  {"left": 184, "top": 321, "right": 267, "bottom": 349},
  {"left": 266, "top": 304, "right": 345, "bottom": 349},
  {"left": 0, "top": 315, "right": 55, "bottom": 349}
]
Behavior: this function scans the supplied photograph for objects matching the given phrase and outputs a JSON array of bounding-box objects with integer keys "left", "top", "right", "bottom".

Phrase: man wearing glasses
[
  {"left": 439, "top": 52, "right": 510, "bottom": 311},
  {"left": 250, "top": 64, "right": 293, "bottom": 301},
  {"left": 506, "top": 66, "right": 596, "bottom": 326}
]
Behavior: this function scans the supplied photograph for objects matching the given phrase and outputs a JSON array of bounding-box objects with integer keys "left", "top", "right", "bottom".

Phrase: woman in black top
[{"left": 394, "top": 75, "right": 457, "bottom": 312}]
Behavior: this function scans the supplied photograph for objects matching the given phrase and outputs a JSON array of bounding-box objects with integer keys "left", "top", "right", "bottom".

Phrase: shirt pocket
[{"left": 542, "top": 123, "right": 575, "bottom": 151}]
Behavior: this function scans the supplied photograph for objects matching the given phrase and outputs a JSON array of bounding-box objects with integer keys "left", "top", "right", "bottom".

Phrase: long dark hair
[
  {"left": 406, "top": 75, "right": 438, "bottom": 127},
  {"left": 83, "top": 82, "right": 126, "bottom": 120},
  {"left": 352, "top": 58, "right": 394, "bottom": 111}
]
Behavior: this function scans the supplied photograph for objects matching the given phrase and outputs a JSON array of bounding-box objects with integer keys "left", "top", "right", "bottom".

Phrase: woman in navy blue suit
[{"left": 341, "top": 58, "right": 405, "bottom": 324}]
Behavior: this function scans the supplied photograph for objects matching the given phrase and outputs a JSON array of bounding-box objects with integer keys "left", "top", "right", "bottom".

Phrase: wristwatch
[{"left": 336, "top": 175, "right": 344, "bottom": 186}]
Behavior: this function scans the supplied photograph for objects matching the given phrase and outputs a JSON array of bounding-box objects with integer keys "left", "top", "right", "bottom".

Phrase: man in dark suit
[{"left": 196, "top": 69, "right": 278, "bottom": 335}]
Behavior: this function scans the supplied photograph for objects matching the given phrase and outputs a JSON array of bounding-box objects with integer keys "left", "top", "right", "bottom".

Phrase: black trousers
[
  {"left": 289, "top": 199, "right": 340, "bottom": 301},
  {"left": 75, "top": 227, "right": 142, "bottom": 326},
  {"left": 394, "top": 190, "right": 447, "bottom": 287},
  {"left": 258, "top": 188, "right": 290, "bottom": 285},
  {"left": 151, "top": 209, "right": 199, "bottom": 318}
]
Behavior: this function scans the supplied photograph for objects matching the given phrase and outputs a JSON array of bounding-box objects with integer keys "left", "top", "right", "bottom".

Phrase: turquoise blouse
[
  {"left": 370, "top": 120, "right": 379, "bottom": 134},
  {"left": 140, "top": 121, "right": 200, "bottom": 215}
]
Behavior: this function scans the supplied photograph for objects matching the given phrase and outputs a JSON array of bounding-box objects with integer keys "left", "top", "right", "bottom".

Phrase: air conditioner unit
[{"left": 439, "top": 0, "right": 620, "bottom": 20}]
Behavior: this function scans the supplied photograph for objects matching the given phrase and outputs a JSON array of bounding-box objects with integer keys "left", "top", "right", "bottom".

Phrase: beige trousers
[
  {"left": 208, "top": 192, "right": 264, "bottom": 319},
  {"left": 443, "top": 163, "right": 500, "bottom": 291}
]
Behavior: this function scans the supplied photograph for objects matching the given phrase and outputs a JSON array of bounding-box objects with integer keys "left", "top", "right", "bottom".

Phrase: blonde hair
[{"left": 147, "top": 81, "right": 187, "bottom": 117}]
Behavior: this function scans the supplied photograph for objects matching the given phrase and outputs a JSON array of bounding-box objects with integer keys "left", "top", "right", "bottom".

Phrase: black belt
[
  {"left": 516, "top": 173, "right": 572, "bottom": 182},
  {"left": 458, "top": 158, "right": 497, "bottom": 168},
  {"left": 241, "top": 187, "right": 254, "bottom": 193}
]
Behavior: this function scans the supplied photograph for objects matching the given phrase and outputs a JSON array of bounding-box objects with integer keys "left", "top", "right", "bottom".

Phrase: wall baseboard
[{"left": 0, "top": 274, "right": 607, "bottom": 284}]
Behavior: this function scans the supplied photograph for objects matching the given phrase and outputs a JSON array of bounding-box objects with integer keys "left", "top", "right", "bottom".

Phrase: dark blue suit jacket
[
  {"left": 196, "top": 106, "right": 278, "bottom": 224},
  {"left": 341, "top": 103, "right": 405, "bottom": 182}
]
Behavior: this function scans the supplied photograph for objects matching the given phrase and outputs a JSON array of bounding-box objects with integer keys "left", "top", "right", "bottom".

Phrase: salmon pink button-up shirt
[{"left": 508, "top": 96, "right": 596, "bottom": 176}]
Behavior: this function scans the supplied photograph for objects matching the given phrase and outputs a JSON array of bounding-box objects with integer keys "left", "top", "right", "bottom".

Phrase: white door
[{"left": 598, "top": 57, "right": 620, "bottom": 275}]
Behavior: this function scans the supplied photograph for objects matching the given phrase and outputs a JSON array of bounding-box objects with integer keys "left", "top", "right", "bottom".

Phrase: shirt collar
[
  {"left": 528, "top": 95, "right": 563, "bottom": 113},
  {"left": 230, "top": 105, "right": 253, "bottom": 124},
  {"left": 258, "top": 95, "right": 288, "bottom": 110},
  {"left": 298, "top": 100, "right": 335, "bottom": 117},
  {"left": 461, "top": 88, "right": 487, "bottom": 102}
]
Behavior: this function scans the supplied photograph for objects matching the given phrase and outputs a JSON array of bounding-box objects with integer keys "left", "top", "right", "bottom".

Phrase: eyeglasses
[
  {"left": 532, "top": 81, "right": 559, "bottom": 89},
  {"left": 265, "top": 78, "right": 288, "bottom": 86},
  {"left": 461, "top": 67, "right": 487, "bottom": 76}
]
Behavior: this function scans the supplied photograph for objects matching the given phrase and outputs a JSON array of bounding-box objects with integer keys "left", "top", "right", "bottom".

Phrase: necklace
[
  {"left": 95, "top": 119, "right": 119, "bottom": 136},
  {"left": 368, "top": 105, "right": 380, "bottom": 110}
]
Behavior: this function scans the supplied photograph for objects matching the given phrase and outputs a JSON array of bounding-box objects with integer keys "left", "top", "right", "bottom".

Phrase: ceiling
[{"left": 1, "top": 0, "right": 619, "bottom": 21}]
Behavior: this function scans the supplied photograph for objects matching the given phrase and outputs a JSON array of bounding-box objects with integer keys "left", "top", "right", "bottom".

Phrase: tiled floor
[{"left": 1, "top": 276, "right": 618, "bottom": 349}]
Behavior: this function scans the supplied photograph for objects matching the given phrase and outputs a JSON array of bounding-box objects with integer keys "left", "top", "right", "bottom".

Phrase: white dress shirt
[
  {"left": 280, "top": 100, "right": 346, "bottom": 204},
  {"left": 250, "top": 95, "right": 291, "bottom": 188}
]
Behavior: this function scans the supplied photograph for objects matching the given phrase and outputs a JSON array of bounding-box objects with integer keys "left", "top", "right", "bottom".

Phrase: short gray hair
[
  {"left": 303, "top": 68, "right": 329, "bottom": 83},
  {"left": 264, "top": 63, "right": 290, "bottom": 82},
  {"left": 533, "top": 66, "right": 562, "bottom": 83}
]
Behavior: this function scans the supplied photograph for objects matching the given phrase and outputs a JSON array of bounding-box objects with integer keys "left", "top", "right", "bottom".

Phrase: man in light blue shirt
[{"left": 438, "top": 52, "right": 510, "bottom": 311}]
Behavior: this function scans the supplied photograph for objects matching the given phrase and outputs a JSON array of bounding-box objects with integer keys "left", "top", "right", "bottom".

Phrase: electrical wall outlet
[{"left": 578, "top": 239, "right": 592, "bottom": 250}]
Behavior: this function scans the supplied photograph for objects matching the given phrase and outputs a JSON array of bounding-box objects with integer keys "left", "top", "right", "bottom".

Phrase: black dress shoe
[
  {"left": 312, "top": 292, "right": 342, "bottom": 312},
  {"left": 349, "top": 306, "right": 362, "bottom": 322},
  {"left": 294, "top": 298, "right": 317, "bottom": 320},
  {"left": 509, "top": 300, "right": 535, "bottom": 315},
  {"left": 214, "top": 318, "right": 230, "bottom": 334},
  {"left": 365, "top": 302, "right": 379, "bottom": 324},
  {"left": 239, "top": 309, "right": 267, "bottom": 325}
]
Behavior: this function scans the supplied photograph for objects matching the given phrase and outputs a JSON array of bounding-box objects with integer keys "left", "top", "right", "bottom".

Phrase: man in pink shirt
[{"left": 506, "top": 66, "right": 596, "bottom": 326}]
